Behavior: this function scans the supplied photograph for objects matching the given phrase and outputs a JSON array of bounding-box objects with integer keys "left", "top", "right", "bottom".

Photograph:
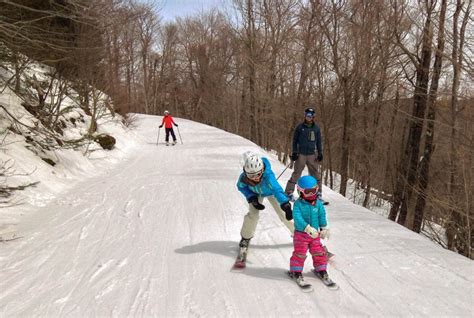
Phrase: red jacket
[{"left": 161, "top": 115, "right": 176, "bottom": 128}]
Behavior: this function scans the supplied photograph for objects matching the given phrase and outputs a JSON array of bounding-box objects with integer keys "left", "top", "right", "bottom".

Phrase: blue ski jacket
[
  {"left": 292, "top": 122, "right": 323, "bottom": 156},
  {"left": 293, "top": 199, "right": 327, "bottom": 232},
  {"left": 237, "top": 157, "right": 289, "bottom": 205}
]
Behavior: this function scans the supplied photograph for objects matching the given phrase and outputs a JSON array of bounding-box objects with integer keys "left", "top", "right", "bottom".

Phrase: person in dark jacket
[{"left": 285, "top": 107, "right": 324, "bottom": 202}]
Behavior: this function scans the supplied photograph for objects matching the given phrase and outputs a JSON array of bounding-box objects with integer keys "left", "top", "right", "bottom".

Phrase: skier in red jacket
[{"left": 159, "top": 110, "right": 178, "bottom": 145}]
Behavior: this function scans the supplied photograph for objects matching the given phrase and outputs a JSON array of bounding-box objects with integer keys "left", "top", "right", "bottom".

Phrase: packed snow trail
[{"left": 0, "top": 115, "right": 472, "bottom": 317}]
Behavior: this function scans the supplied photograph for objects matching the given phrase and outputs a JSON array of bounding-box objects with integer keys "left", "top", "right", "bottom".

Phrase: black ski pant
[{"left": 165, "top": 127, "right": 177, "bottom": 142}]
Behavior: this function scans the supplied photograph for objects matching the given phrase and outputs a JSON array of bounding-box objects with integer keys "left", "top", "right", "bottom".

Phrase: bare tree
[
  {"left": 446, "top": 0, "right": 472, "bottom": 257},
  {"left": 413, "top": 0, "right": 447, "bottom": 233},
  {"left": 234, "top": 0, "right": 260, "bottom": 143},
  {"left": 134, "top": 2, "right": 160, "bottom": 114},
  {"left": 389, "top": 0, "right": 436, "bottom": 226}
]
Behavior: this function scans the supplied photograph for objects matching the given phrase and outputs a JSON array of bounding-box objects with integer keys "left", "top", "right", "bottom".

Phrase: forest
[{"left": 0, "top": 0, "right": 472, "bottom": 258}]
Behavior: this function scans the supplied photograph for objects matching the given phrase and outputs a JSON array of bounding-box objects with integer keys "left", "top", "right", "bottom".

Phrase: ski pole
[
  {"left": 177, "top": 126, "right": 183, "bottom": 144},
  {"left": 156, "top": 126, "right": 161, "bottom": 145},
  {"left": 276, "top": 162, "right": 292, "bottom": 180}
]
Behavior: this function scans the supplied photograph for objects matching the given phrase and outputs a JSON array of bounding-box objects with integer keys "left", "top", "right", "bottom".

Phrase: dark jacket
[{"left": 292, "top": 122, "right": 322, "bottom": 155}]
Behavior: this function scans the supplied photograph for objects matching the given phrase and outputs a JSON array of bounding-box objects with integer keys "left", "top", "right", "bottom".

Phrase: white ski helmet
[
  {"left": 241, "top": 151, "right": 254, "bottom": 166},
  {"left": 164, "top": 110, "right": 170, "bottom": 115},
  {"left": 243, "top": 152, "right": 264, "bottom": 176}
]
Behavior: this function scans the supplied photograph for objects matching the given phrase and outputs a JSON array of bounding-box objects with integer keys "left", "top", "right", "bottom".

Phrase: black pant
[{"left": 165, "top": 127, "right": 177, "bottom": 142}]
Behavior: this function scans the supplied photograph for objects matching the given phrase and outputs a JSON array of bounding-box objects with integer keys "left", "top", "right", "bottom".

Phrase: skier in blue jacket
[{"left": 237, "top": 151, "right": 294, "bottom": 249}]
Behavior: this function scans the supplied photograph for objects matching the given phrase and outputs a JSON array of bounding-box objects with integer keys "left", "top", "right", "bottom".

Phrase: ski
[
  {"left": 287, "top": 271, "right": 313, "bottom": 292},
  {"left": 312, "top": 269, "right": 339, "bottom": 290},
  {"left": 231, "top": 247, "right": 248, "bottom": 271},
  {"left": 323, "top": 246, "right": 335, "bottom": 259}
]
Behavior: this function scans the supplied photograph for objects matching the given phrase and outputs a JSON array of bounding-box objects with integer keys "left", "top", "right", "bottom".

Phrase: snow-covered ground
[
  {"left": 0, "top": 92, "right": 141, "bottom": 239},
  {"left": 0, "top": 115, "right": 472, "bottom": 317}
]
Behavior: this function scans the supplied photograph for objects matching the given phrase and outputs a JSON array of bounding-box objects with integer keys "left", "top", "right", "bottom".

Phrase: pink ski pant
[{"left": 290, "top": 231, "right": 327, "bottom": 273}]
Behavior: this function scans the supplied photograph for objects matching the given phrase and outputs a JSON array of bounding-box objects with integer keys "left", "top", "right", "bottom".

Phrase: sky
[{"left": 157, "top": 0, "right": 233, "bottom": 22}]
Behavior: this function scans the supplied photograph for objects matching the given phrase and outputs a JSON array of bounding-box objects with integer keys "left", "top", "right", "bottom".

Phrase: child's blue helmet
[
  {"left": 297, "top": 175, "right": 318, "bottom": 189},
  {"left": 297, "top": 175, "right": 319, "bottom": 202}
]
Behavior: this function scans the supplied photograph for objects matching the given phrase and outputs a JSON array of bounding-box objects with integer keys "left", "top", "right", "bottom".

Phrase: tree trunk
[
  {"left": 396, "top": 3, "right": 434, "bottom": 226},
  {"left": 244, "top": 0, "right": 258, "bottom": 143},
  {"left": 388, "top": 87, "right": 402, "bottom": 221},
  {"left": 413, "top": 0, "right": 447, "bottom": 233},
  {"left": 339, "top": 78, "right": 351, "bottom": 196},
  {"left": 447, "top": 0, "right": 471, "bottom": 257}
]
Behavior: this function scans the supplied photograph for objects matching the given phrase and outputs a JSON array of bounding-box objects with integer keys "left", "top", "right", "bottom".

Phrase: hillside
[{"left": 0, "top": 61, "right": 139, "bottom": 240}]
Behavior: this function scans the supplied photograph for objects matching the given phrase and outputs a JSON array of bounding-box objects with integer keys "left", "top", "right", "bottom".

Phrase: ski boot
[
  {"left": 237, "top": 237, "right": 250, "bottom": 261},
  {"left": 288, "top": 271, "right": 313, "bottom": 291},
  {"left": 314, "top": 270, "right": 329, "bottom": 280},
  {"left": 232, "top": 238, "right": 251, "bottom": 270},
  {"left": 313, "top": 269, "right": 338, "bottom": 289},
  {"left": 239, "top": 237, "right": 250, "bottom": 248},
  {"left": 289, "top": 271, "right": 304, "bottom": 282}
]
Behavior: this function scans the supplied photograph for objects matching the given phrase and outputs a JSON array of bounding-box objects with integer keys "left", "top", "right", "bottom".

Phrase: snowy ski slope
[{"left": 0, "top": 115, "right": 472, "bottom": 317}]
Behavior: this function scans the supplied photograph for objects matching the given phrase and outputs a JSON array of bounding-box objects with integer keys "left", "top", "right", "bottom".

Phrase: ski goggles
[
  {"left": 245, "top": 170, "right": 263, "bottom": 180},
  {"left": 301, "top": 186, "right": 319, "bottom": 196}
]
